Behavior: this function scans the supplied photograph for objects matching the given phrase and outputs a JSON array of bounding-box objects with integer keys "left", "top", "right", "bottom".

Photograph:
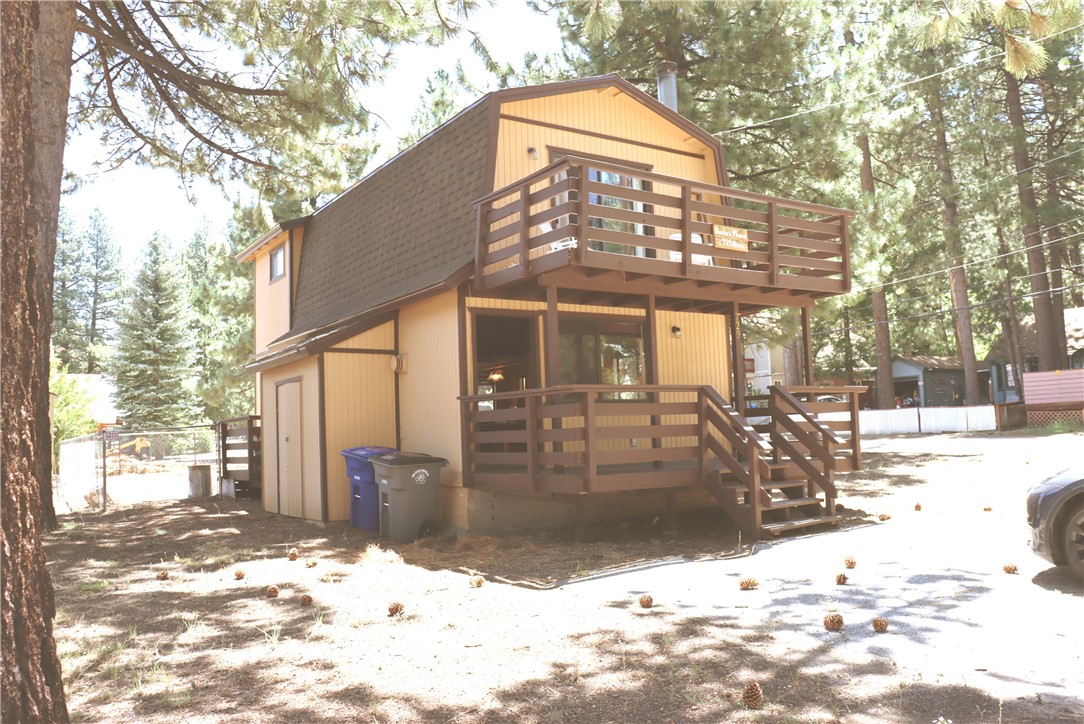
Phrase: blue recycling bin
[{"left": 341, "top": 446, "right": 395, "bottom": 531}]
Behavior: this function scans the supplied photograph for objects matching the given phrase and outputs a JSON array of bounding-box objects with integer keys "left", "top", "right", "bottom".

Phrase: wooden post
[
  {"left": 518, "top": 183, "right": 531, "bottom": 277},
  {"left": 575, "top": 165, "right": 588, "bottom": 264},
  {"left": 646, "top": 294, "right": 662, "bottom": 463},
  {"left": 218, "top": 420, "right": 227, "bottom": 484},
  {"left": 730, "top": 302, "right": 746, "bottom": 413},
  {"left": 801, "top": 306, "right": 814, "bottom": 386},
  {"left": 583, "top": 391, "right": 596, "bottom": 493},
  {"left": 840, "top": 215, "right": 851, "bottom": 292},
  {"left": 849, "top": 391, "right": 862, "bottom": 471},
  {"left": 768, "top": 201, "right": 778, "bottom": 286},
  {"left": 526, "top": 395, "right": 538, "bottom": 488},
  {"left": 474, "top": 204, "right": 486, "bottom": 288},
  {"left": 545, "top": 286, "right": 563, "bottom": 471},
  {"left": 681, "top": 185, "right": 693, "bottom": 278}
]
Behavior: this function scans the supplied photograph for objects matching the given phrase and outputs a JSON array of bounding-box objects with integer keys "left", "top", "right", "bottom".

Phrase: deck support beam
[
  {"left": 801, "top": 306, "right": 814, "bottom": 385},
  {"left": 729, "top": 302, "right": 746, "bottom": 413}
]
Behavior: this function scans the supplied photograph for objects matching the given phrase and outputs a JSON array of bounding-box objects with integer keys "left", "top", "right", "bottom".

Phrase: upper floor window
[{"left": 269, "top": 243, "right": 286, "bottom": 282}]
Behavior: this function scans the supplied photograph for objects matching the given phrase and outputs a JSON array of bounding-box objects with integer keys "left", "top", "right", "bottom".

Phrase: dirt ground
[{"left": 47, "top": 429, "right": 1083, "bottom": 723}]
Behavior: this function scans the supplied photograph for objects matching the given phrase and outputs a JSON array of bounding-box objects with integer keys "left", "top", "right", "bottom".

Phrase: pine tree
[
  {"left": 82, "top": 209, "right": 123, "bottom": 373},
  {"left": 192, "top": 203, "right": 267, "bottom": 421},
  {"left": 112, "top": 233, "right": 198, "bottom": 428},
  {"left": 52, "top": 209, "right": 90, "bottom": 370},
  {"left": 397, "top": 69, "right": 466, "bottom": 151}
]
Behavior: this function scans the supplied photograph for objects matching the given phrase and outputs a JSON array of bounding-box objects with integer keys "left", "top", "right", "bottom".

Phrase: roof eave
[{"left": 235, "top": 215, "right": 310, "bottom": 262}]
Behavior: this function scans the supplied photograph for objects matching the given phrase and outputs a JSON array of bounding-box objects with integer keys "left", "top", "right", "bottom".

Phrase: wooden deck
[
  {"left": 474, "top": 157, "right": 855, "bottom": 313},
  {"left": 460, "top": 384, "right": 864, "bottom": 538}
]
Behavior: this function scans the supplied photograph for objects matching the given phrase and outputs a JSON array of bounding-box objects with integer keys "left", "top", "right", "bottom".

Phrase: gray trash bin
[{"left": 370, "top": 451, "right": 448, "bottom": 542}]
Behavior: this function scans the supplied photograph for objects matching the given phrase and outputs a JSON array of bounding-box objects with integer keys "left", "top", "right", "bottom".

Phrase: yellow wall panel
[
  {"left": 398, "top": 290, "right": 463, "bottom": 485},
  {"left": 323, "top": 350, "right": 397, "bottom": 522},
  {"left": 253, "top": 230, "right": 292, "bottom": 354},
  {"left": 332, "top": 320, "right": 395, "bottom": 351},
  {"left": 493, "top": 89, "right": 720, "bottom": 194}
]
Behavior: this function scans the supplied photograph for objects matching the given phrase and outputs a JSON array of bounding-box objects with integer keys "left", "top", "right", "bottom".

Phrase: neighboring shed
[
  {"left": 986, "top": 307, "right": 1084, "bottom": 403},
  {"left": 1021, "top": 369, "right": 1084, "bottom": 427},
  {"left": 891, "top": 356, "right": 990, "bottom": 408}
]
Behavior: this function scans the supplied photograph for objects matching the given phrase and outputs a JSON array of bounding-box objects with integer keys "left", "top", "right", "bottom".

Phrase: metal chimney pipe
[{"left": 655, "top": 61, "right": 678, "bottom": 112}]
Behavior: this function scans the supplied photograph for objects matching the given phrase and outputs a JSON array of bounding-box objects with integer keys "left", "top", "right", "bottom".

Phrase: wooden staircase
[{"left": 701, "top": 384, "right": 863, "bottom": 540}]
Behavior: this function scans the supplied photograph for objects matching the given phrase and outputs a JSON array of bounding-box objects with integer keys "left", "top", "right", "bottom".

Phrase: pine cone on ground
[
  {"left": 914, "top": 503, "right": 922, "bottom": 511},
  {"left": 823, "top": 613, "right": 844, "bottom": 632},
  {"left": 983, "top": 507, "right": 993, "bottom": 512},
  {"left": 234, "top": 569, "right": 245, "bottom": 580},
  {"left": 266, "top": 585, "right": 279, "bottom": 598},
  {"left": 1003, "top": 564, "right": 1018, "bottom": 574},
  {"left": 306, "top": 559, "right": 318, "bottom": 568},
  {"left": 156, "top": 570, "right": 170, "bottom": 581},
  {"left": 835, "top": 572, "right": 848, "bottom": 585},
  {"left": 878, "top": 513, "right": 892, "bottom": 521},
  {"left": 739, "top": 577, "right": 759, "bottom": 591},
  {"left": 299, "top": 594, "right": 313, "bottom": 606},
  {"left": 469, "top": 575, "right": 485, "bottom": 588},
  {"left": 388, "top": 601, "right": 405, "bottom": 617},
  {"left": 287, "top": 548, "right": 299, "bottom": 561},
  {"left": 872, "top": 617, "right": 889, "bottom": 633},
  {"left": 741, "top": 681, "right": 764, "bottom": 709},
  {"left": 844, "top": 556, "right": 856, "bottom": 569},
  {"left": 638, "top": 594, "right": 653, "bottom": 609}
]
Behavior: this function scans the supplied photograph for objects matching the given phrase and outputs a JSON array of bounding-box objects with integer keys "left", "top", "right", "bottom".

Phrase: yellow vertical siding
[
  {"left": 656, "top": 310, "right": 731, "bottom": 394},
  {"left": 333, "top": 320, "right": 395, "bottom": 351},
  {"left": 493, "top": 90, "right": 720, "bottom": 193},
  {"left": 398, "top": 290, "right": 463, "bottom": 484},
  {"left": 253, "top": 230, "right": 292, "bottom": 354},
  {"left": 322, "top": 350, "right": 397, "bottom": 522},
  {"left": 259, "top": 357, "right": 322, "bottom": 521}
]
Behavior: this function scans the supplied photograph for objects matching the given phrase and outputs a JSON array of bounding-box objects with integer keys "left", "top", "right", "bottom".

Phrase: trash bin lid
[
  {"left": 371, "top": 451, "right": 448, "bottom": 467},
  {"left": 341, "top": 445, "right": 396, "bottom": 461}
]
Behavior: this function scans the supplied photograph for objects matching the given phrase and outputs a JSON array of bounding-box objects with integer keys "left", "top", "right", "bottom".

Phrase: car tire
[{"left": 1062, "top": 502, "right": 1084, "bottom": 583}]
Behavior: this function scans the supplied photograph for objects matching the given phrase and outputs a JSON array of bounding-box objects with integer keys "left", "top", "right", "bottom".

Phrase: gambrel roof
[{"left": 267, "top": 74, "right": 727, "bottom": 350}]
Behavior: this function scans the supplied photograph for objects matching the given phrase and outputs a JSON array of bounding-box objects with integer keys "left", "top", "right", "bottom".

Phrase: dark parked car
[{"left": 1027, "top": 467, "right": 1084, "bottom": 582}]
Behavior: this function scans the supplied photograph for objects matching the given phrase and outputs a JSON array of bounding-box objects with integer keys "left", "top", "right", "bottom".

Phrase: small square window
[{"left": 269, "top": 244, "right": 286, "bottom": 281}]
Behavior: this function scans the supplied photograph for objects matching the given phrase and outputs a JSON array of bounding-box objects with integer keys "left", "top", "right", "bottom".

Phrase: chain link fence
[{"left": 56, "top": 425, "right": 220, "bottom": 513}]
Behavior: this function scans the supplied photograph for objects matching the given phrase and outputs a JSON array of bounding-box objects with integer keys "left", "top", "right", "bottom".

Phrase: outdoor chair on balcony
[{"left": 666, "top": 233, "right": 714, "bottom": 266}]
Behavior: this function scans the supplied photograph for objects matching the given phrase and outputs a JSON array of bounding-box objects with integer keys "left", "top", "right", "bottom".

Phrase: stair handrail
[
  {"left": 768, "top": 385, "right": 839, "bottom": 498},
  {"left": 700, "top": 386, "right": 772, "bottom": 480}
]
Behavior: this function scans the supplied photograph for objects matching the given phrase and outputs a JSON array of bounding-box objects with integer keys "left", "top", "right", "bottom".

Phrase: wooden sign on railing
[{"left": 712, "top": 224, "right": 749, "bottom": 252}]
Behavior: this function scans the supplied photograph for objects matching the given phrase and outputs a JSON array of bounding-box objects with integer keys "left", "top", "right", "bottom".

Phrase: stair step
[
  {"left": 767, "top": 478, "right": 808, "bottom": 490},
  {"left": 761, "top": 514, "right": 842, "bottom": 535},
  {"left": 765, "top": 496, "right": 820, "bottom": 510}
]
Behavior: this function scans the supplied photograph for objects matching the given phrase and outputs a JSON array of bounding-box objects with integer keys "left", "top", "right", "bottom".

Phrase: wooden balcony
[
  {"left": 474, "top": 157, "right": 855, "bottom": 312},
  {"left": 460, "top": 384, "right": 865, "bottom": 538}
]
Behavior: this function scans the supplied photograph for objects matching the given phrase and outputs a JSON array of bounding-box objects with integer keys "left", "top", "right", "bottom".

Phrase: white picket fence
[{"left": 853, "top": 405, "right": 998, "bottom": 436}]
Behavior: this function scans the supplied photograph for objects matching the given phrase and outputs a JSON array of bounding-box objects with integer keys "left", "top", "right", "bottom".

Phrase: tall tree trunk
[
  {"left": 1070, "top": 240, "right": 1084, "bottom": 307},
  {"left": 997, "top": 227, "right": 1026, "bottom": 400},
  {"left": 842, "top": 305, "right": 855, "bottom": 382},
  {"left": 1005, "top": 71, "right": 1060, "bottom": 370},
  {"left": 928, "top": 76, "right": 981, "bottom": 405},
  {"left": 782, "top": 338, "right": 802, "bottom": 386},
  {"left": 1, "top": 2, "right": 76, "bottom": 720},
  {"left": 1043, "top": 108, "right": 1069, "bottom": 368},
  {"left": 857, "top": 133, "right": 896, "bottom": 409},
  {"left": 871, "top": 290, "right": 896, "bottom": 409}
]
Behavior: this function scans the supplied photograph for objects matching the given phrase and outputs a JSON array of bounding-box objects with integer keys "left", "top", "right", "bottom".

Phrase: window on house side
[{"left": 270, "top": 244, "right": 286, "bottom": 281}]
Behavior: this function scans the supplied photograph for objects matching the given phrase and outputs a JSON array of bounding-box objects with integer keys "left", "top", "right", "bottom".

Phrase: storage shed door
[{"left": 276, "top": 380, "right": 304, "bottom": 517}]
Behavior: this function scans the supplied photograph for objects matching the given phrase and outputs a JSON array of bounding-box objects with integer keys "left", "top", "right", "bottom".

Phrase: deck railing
[
  {"left": 460, "top": 384, "right": 773, "bottom": 498},
  {"left": 475, "top": 156, "right": 853, "bottom": 296},
  {"left": 216, "top": 415, "right": 261, "bottom": 498}
]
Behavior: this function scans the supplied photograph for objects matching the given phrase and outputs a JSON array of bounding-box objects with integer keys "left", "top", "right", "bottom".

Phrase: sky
[{"left": 61, "top": 2, "right": 565, "bottom": 273}]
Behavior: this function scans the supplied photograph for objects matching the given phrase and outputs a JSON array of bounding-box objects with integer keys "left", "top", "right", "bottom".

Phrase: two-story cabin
[{"left": 236, "top": 72, "right": 864, "bottom": 539}]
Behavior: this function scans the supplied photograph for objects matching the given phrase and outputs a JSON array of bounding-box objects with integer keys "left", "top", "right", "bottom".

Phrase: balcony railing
[{"left": 474, "top": 156, "right": 854, "bottom": 300}]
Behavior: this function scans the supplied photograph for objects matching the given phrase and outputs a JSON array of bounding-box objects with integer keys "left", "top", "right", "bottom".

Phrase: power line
[
  {"left": 850, "top": 222, "right": 1084, "bottom": 295},
  {"left": 813, "top": 281, "right": 1084, "bottom": 338},
  {"left": 718, "top": 21, "right": 1084, "bottom": 135}
]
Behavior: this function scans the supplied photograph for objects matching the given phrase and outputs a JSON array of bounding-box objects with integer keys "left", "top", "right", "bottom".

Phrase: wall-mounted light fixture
[
  {"left": 487, "top": 369, "right": 505, "bottom": 383},
  {"left": 389, "top": 354, "right": 406, "bottom": 374},
  {"left": 671, "top": 325, "right": 682, "bottom": 339},
  {"left": 527, "top": 146, "right": 539, "bottom": 160}
]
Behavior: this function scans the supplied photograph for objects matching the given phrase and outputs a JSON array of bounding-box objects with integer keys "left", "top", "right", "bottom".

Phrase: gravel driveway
[{"left": 555, "top": 431, "right": 1084, "bottom": 721}]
